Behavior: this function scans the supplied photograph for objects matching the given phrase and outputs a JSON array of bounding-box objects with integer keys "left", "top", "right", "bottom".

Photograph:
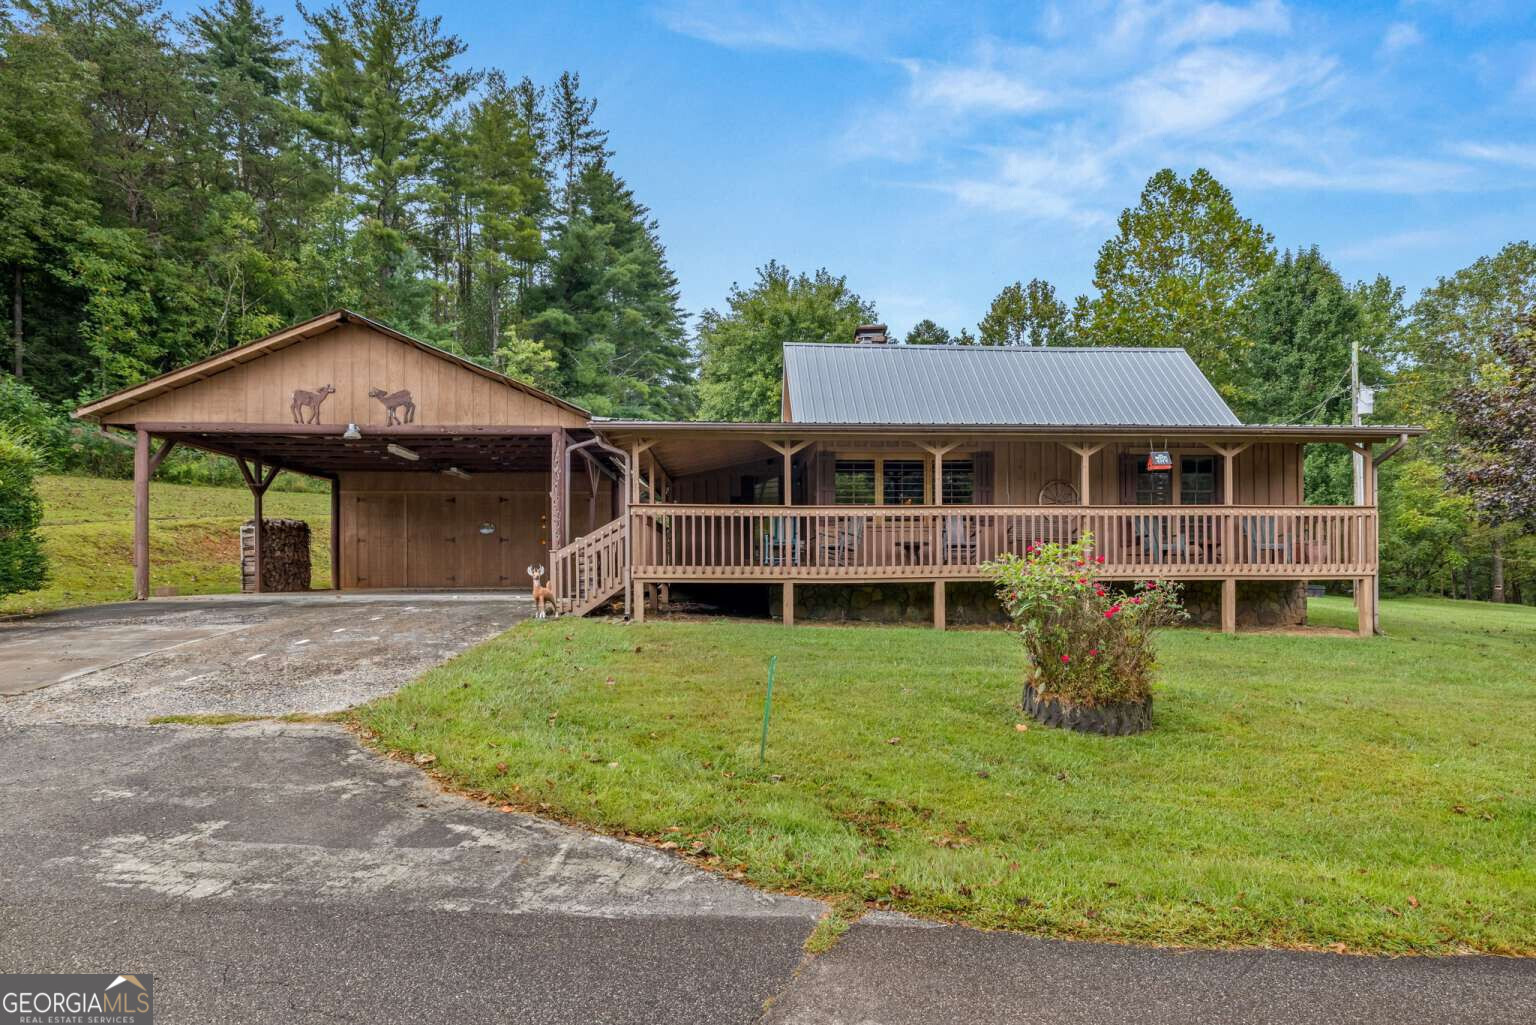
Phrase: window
[
  {"left": 834, "top": 460, "right": 876, "bottom": 504},
  {"left": 1180, "top": 455, "right": 1217, "bottom": 505},
  {"left": 1135, "top": 465, "right": 1173, "bottom": 505},
  {"left": 941, "top": 461, "right": 975, "bottom": 504},
  {"left": 883, "top": 460, "right": 925, "bottom": 505}
]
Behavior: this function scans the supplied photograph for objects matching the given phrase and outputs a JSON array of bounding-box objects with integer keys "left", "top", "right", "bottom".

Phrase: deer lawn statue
[
  {"left": 290, "top": 384, "right": 335, "bottom": 424},
  {"left": 528, "top": 564, "right": 556, "bottom": 619},
  {"left": 368, "top": 387, "right": 417, "bottom": 426}
]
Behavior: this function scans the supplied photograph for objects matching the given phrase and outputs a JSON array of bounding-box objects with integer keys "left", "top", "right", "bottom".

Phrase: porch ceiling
[{"left": 125, "top": 423, "right": 597, "bottom": 478}]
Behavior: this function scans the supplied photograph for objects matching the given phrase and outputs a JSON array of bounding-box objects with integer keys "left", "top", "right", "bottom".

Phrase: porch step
[{"left": 549, "top": 516, "right": 627, "bottom": 618}]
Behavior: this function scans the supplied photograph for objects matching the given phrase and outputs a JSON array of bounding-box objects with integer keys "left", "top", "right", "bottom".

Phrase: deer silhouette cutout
[
  {"left": 368, "top": 387, "right": 416, "bottom": 426},
  {"left": 290, "top": 384, "right": 335, "bottom": 424},
  {"left": 528, "top": 564, "right": 556, "bottom": 619}
]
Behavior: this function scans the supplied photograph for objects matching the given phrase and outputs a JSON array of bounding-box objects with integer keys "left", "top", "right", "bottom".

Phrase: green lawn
[
  {"left": 1, "top": 475, "right": 332, "bottom": 616},
  {"left": 358, "top": 597, "right": 1536, "bottom": 954}
]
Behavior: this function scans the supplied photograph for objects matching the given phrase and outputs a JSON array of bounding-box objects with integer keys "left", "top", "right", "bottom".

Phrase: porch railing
[
  {"left": 629, "top": 504, "right": 1376, "bottom": 580},
  {"left": 550, "top": 514, "right": 627, "bottom": 615}
]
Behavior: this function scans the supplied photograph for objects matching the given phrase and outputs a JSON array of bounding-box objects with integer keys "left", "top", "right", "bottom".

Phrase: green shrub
[
  {"left": 0, "top": 425, "right": 48, "bottom": 598},
  {"left": 984, "top": 533, "right": 1185, "bottom": 707}
]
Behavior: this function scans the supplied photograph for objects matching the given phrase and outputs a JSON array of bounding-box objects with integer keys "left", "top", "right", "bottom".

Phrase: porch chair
[
  {"left": 1130, "top": 514, "right": 1191, "bottom": 564},
  {"left": 1241, "top": 515, "right": 1291, "bottom": 564},
  {"left": 941, "top": 514, "right": 978, "bottom": 565},
  {"left": 761, "top": 515, "right": 803, "bottom": 567},
  {"left": 816, "top": 516, "right": 865, "bottom": 566}
]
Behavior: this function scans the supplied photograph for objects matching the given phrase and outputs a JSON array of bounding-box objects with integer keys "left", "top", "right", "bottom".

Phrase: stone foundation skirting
[{"left": 759, "top": 579, "right": 1307, "bottom": 628}]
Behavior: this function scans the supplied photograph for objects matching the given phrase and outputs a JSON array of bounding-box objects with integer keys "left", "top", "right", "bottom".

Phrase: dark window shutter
[
  {"left": 1213, "top": 452, "right": 1226, "bottom": 504},
  {"left": 973, "top": 450, "right": 994, "bottom": 505},
  {"left": 1119, "top": 454, "right": 1137, "bottom": 505},
  {"left": 815, "top": 450, "right": 836, "bottom": 505}
]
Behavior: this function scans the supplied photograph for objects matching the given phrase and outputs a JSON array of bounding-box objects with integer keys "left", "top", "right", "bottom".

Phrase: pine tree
[
  {"left": 903, "top": 319, "right": 952, "bottom": 345},
  {"left": 549, "top": 71, "right": 608, "bottom": 220},
  {"left": 530, "top": 161, "right": 693, "bottom": 418},
  {"left": 300, "top": 0, "right": 475, "bottom": 329}
]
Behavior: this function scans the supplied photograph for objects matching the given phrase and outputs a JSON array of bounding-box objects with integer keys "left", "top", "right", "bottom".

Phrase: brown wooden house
[{"left": 76, "top": 314, "right": 1421, "bottom": 636}]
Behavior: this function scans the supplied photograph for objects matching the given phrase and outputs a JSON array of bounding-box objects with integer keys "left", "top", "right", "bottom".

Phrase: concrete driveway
[{"left": 0, "top": 592, "right": 526, "bottom": 723}]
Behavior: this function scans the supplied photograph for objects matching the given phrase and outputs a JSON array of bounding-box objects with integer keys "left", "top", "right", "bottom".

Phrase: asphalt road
[{"left": 3, "top": 722, "right": 1531, "bottom": 1024}]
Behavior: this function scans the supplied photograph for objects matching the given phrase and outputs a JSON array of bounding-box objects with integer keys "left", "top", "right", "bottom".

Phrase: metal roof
[{"left": 782, "top": 343, "right": 1241, "bottom": 427}]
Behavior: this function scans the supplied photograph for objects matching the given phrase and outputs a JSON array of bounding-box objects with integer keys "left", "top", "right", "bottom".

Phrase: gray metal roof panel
[{"left": 781, "top": 344, "right": 1241, "bottom": 426}]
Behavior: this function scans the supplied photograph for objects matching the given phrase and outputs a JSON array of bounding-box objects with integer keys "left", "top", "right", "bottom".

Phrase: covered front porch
[{"left": 595, "top": 422, "right": 1418, "bottom": 635}]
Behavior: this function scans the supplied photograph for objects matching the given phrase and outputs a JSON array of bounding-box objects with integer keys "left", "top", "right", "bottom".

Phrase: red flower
[
  {"left": 1076, "top": 577, "right": 1087, "bottom": 585},
  {"left": 1060, "top": 654, "right": 1071, "bottom": 663},
  {"left": 1075, "top": 560, "right": 1085, "bottom": 567},
  {"left": 1089, "top": 648, "right": 1099, "bottom": 656},
  {"left": 1105, "top": 605, "right": 1121, "bottom": 618},
  {"left": 1095, "top": 556, "right": 1106, "bottom": 564},
  {"left": 1132, "top": 596, "right": 1142, "bottom": 605},
  {"left": 1095, "top": 588, "right": 1106, "bottom": 597}
]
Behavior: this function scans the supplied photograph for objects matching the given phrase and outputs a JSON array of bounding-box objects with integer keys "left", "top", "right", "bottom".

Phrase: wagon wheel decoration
[{"left": 1038, "top": 479, "right": 1079, "bottom": 505}]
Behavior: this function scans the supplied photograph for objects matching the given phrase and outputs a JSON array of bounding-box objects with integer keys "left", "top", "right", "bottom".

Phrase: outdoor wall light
[
  {"left": 442, "top": 466, "right": 471, "bottom": 479},
  {"left": 342, "top": 423, "right": 362, "bottom": 440}
]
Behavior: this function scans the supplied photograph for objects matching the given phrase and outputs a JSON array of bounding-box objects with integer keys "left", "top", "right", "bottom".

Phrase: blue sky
[{"left": 170, "top": 0, "right": 1536, "bottom": 339}]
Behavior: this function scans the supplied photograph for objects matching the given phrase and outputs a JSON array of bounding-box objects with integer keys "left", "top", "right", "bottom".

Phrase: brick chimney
[{"left": 853, "top": 323, "right": 889, "bottom": 344}]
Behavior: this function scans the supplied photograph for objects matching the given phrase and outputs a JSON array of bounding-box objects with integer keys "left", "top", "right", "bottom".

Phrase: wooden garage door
[
  {"left": 351, "top": 494, "right": 406, "bottom": 588},
  {"left": 348, "top": 487, "right": 548, "bottom": 589}
]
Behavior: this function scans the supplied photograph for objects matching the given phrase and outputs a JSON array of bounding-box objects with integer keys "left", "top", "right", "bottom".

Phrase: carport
[{"left": 73, "top": 310, "right": 625, "bottom": 597}]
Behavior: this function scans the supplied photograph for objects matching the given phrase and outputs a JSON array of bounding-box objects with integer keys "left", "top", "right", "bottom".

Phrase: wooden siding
[
  {"left": 666, "top": 440, "right": 1305, "bottom": 508},
  {"left": 101, "top": 322, "right": 587, "bottom": 429}
]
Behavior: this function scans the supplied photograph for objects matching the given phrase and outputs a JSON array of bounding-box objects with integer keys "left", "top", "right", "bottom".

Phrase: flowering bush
[{"left": 984, "top": 533, "right": 1185, "bottom": 708}]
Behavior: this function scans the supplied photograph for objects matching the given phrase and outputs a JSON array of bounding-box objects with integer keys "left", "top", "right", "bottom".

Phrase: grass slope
[
  {"left": 1, "top": 475, "right": 332, "bottom": 616},
  {"left": 360, "top": 597, "right": 1536, "bottom": 954}
]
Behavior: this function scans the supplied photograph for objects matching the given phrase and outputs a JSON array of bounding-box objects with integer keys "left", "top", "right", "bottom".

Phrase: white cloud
[
  {"left": 1451, "top": 141, "right": 1536, "bottom": 169},
  {"left": 900, "top": 61, "right": 1053, "bottom": 115},
  {"left": 653, "top": 0, "right": 885, "bottom": 54},
  {"left": 1120, "top": 49, "right": 1334, "bottom": 140},
  {"left": 1163, "top": 0, "right": 1291, "bottom": 46},
  {"left": 1379, "top": 21, "right": 1423, "bottom": 58}
]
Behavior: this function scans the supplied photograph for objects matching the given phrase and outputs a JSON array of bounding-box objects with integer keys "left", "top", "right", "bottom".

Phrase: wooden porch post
[
  {"left": 764, "top": 439, "right": 810, "bottom": 505},
  {"left": 237, "top": 457, "right": 280, "bottom": 594},
  {"left": 783, "top": 582, "right": 795, "bottom": 626},
  {"left": 933, "top": 580, "right": 946, "bottom": 630},
  {"left": 550, "top": 427, "right": 567, "bottom": 552},
  {"left": 1208, "top": 443, "right": 1250, "bottom": 592},
  {"left": 1061, "top": 443, "right": 1105, "bottom": 506},
  {"left": 133, "top": 429, "right": 177, "bottom": 600},
  {"left": 330, "top": 476, "right": 342, "bottom": 589},
  {"left": 252, "top": 466, "right": 265, "bottom": 593},
  {"left": 133, "top": 429, "right": 150, "bottom": 600},
  {"left": 1350, "top": 441, "right": 1375, "bottom": 635},
  {"left": 1220, "top": 578, "right": 1236, "bottom": 635}
]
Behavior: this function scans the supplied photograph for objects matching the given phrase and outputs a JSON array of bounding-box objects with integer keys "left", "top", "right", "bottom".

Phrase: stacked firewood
[{"left": 241, "top": 519, "right": 312, "bottom": 592}]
